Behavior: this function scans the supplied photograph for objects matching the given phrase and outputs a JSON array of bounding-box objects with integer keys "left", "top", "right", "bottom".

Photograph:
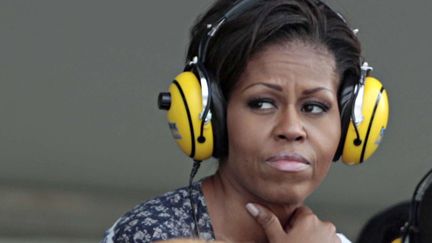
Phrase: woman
[{"left": 103, "top": 0, "right": 376, "bottom": 242}]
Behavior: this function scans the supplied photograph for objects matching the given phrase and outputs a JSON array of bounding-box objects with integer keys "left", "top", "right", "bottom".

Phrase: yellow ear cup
[
  {"left": 342, "top": 77, "right": 389, "bottom": 165},
  {"left": 166, "top": 71, "right": 214, "bottom": 161},
  {"left": 391, "top": 238, "right": 402, "bottom": 243}
]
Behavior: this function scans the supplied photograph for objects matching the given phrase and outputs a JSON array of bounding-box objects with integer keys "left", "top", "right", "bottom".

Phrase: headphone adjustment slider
[
  {"left": 352, "top": 62, "right": 374, "bottom": 125},
  {"left": 359, "top": 62, "right": 373, "bottom": 85}
]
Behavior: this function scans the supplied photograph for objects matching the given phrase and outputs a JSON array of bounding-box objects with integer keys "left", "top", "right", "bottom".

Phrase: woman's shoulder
[{"left": 102, "top": 183, "right": 202, "bottom": 242}]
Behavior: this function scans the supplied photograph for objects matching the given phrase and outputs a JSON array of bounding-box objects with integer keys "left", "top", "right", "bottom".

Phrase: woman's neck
[{"left": 202, "top": 169, "right": 301, "bottom": 243}]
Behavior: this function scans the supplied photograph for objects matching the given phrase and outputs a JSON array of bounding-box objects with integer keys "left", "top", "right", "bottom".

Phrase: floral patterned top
[
  {"left": 102, "top": 180, "right": 352, "bottom": 243},
  {"left": 102, "top": 180, "right": 215, "bottom": 242}
]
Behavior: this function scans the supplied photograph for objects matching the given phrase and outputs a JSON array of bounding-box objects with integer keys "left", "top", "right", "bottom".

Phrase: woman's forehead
[{"left": 234, "top": 41, "right": 339, "bottom": 92}]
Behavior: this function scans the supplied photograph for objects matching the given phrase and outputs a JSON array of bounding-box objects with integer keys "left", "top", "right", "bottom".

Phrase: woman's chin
[{"left": 254, "top": 183, "right": 313, "bottom": 205}]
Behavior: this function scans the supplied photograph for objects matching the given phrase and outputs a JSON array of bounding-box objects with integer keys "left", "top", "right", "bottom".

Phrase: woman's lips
[{"left": 265, "top": 153, "right": 311, "bottom": 172}]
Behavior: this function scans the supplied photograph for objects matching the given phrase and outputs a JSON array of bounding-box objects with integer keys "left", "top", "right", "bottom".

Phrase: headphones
[
  {"left": 158, "top": 0, "right": 389, "bottom": 165},
  {"left": 400, "top": 168, "right": 432, "bottom": 243}
]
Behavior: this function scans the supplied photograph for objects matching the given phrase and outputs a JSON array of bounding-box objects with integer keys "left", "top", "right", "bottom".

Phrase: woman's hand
[
  {"left": 246, "top": 203, "right": 341, "bottom": 243},
  {"left": 155, "top": 240, "right": 225, "bottom": 243}
]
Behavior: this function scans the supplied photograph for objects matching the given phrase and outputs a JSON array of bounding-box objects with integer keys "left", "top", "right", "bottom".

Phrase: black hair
[{"left": 187, "top": 0, "right": 362, "bottom": 160}]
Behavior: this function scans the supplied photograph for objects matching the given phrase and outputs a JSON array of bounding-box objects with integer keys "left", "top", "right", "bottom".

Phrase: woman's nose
[{"left": 273, "top": 106, "right": 306, "bottom": 142}]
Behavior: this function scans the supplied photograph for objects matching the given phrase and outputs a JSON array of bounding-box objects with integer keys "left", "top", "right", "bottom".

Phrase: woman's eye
[
  {"left": 247, "top": 98, "right": 276, "bottom": 110},
  {"left": 302, "top": 102, "right": 329, "bottom": 114}
]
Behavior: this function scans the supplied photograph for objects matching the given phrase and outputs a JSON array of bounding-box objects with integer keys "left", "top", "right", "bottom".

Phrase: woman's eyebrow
[
  {"left": 241, "top": 83, "right": 334, "bottom": 95},
  {"left": 303, "top": 87, "right": 334, "bottom": 95},
  {"left": 241, "top": 82, "right": 283, "bottom": 92}
]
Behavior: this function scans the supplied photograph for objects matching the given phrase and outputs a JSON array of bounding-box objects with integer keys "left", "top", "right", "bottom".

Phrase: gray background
[{"left": 1, "top": 0, "right": 431, "bottom": 242}]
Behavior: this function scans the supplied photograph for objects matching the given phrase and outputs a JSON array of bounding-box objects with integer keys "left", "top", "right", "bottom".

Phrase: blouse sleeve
[{"left": 337, "top": 233, "right": 352, "bottom": 243}]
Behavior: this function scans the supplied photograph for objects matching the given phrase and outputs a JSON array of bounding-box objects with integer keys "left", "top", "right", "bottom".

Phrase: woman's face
[{"left": 222, "top": 41, "right": 341, "bottom": 204}]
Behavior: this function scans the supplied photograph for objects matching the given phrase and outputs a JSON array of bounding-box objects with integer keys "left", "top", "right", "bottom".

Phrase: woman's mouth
[{"left": 265, "top": 152, "right": 311, "bottom": 172}]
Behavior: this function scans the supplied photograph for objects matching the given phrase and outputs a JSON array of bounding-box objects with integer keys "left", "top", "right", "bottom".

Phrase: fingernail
[{"left": 246, "top": 203, "right": 259, "bottom": 217}]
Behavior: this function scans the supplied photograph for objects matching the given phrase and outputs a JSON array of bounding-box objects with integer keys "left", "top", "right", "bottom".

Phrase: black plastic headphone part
[
  {"left": 158, "top": 92, "right": 171, "bottom": 110},
  {"left": 403, "top": 168, "right": 432, "bottom": 243},
  {"left": 199, "top": 0, "right": 259, "bottom": 63},
  {"left": 223, "top": 0, "right": 259, "bottom": 22},
  {"left": 333, "top": 80, "right": 356, "bottom": 161},
  {"left": 354, "top": 138, "right": 362, "bottom": 146}
]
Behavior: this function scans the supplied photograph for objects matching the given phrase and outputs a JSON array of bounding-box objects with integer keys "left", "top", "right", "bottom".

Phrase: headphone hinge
[
  {"left": 199, "top": 76, "right": 212, "bottom": 123},
  {"left": 352, "top": 84, "right": 365, "bottom": 125},
  {"left": 352, "top": 62, "right": 374, "bottom": 125},
  {"left": 207, "top": 18, "right": 226, "bottom": 37},
  {"left": 186, "top": 56, "right": 199, "bottom": 69},
  {"left": 359, "top": 62, "right": 373, "bottom": 85}
]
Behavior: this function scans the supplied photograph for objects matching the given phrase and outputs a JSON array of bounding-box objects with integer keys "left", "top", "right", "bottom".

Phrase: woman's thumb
[{"left": 245, "top": 203, "right": 284, "bottom": 242}]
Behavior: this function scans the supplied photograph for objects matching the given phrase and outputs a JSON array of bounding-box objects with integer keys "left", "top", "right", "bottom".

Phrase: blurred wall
[{"left": 1, "top": 0, "right": 432, "bottom": 241}]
